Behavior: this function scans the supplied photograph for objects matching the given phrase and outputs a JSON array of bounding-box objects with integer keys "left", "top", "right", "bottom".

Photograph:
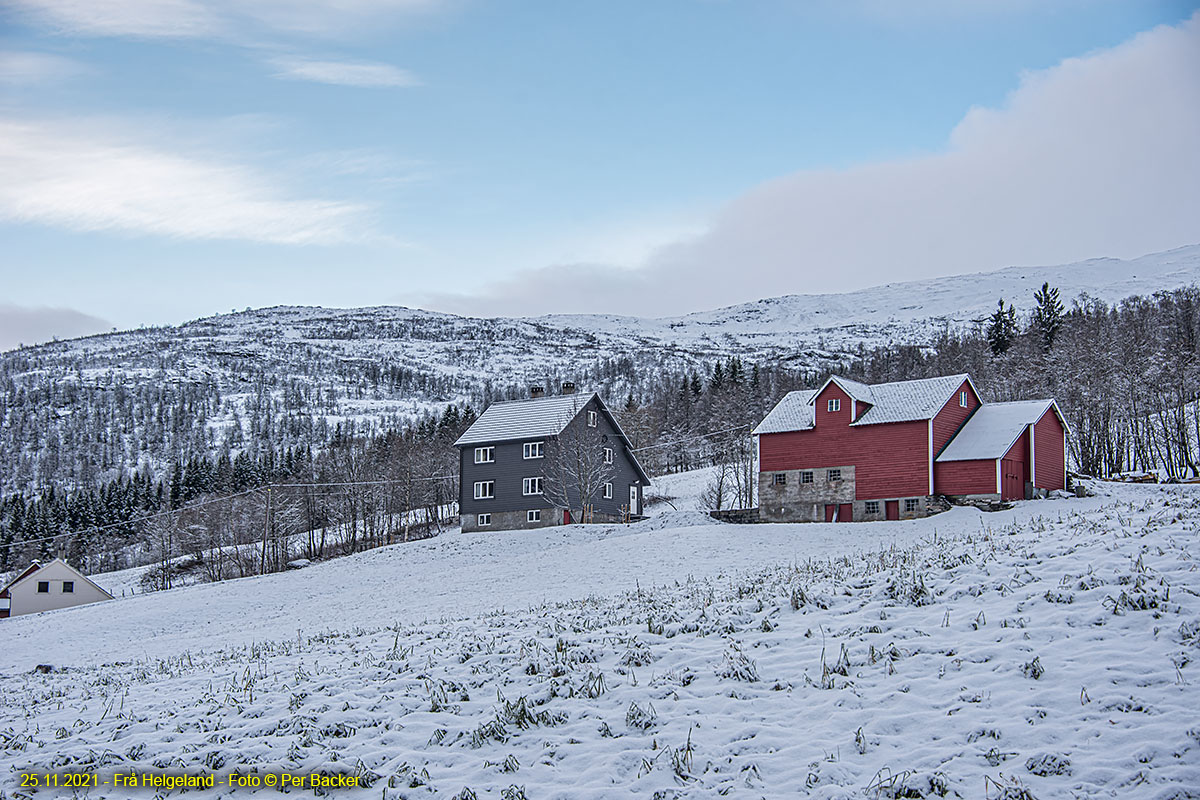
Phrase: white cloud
[
  {"left": 0, "top": 50, "right": 87, "bottom": 83},
  {"left": 271, "top": 57, "right": 420, "bottom": 88},
  {"left": 8, "top": 0, "right": 445, "bottom": 39},
  {"left": 0, "top": 304, "right": 111, "bottom": 352},
  {"left": 426, "top": 12, "right": 1200, "bottom": 317},
  {"left": 0, "top": 118, "right": 368, "bottom": 244}
]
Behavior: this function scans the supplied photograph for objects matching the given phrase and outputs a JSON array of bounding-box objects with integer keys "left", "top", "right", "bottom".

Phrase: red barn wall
[
  {"left": 1033, "top": 409, "right": 1066, "bottom": 490},
  {"left": 760, "top": 384, "right": 930, "bottom": 499},
  {"left": 931, "top": 378, "right": 980, "bottom": 455},
  {"left": 934, "top": 460, "right": 997, "bottom": 496}
]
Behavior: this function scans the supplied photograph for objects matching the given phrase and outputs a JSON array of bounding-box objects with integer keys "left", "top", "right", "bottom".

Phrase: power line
[{"left": 630, "top": 423, "right": 752, "bottom": 452}]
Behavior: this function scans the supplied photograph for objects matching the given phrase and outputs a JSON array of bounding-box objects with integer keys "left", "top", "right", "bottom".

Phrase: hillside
[
  {"left": 1, "top": 482, "right": 1197, "bottom": 797},
  {"left": 2, "top": 245, "right": 1198, "bottom": 494}
]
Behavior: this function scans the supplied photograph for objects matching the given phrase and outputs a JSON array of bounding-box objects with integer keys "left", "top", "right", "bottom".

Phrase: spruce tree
[
  {"left": 1031, "top": 281, "right": 1064, "bottom": 352},
  {"left": 986, "top": 299, "right": 1018, "bottom": 356}
]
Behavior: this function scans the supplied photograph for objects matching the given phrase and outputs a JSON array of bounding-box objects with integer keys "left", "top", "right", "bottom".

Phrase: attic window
[
  {"left": 959, "top": 391, "right": 968, "bottom": 408},
  {"left": 37, "top": 581, "right": 49, "bottom": 593},
  {"left": 587, "top": 410, "right": 598, "bottom": 427},
  {"left": 604, "top": 447, "right": 613, "bottom": 464},
  {"left": 62, "top": 581, "right": 74, "bottom": 593},
  {"left": 827, "top": 398, "right": 841, "bottom": 412}
]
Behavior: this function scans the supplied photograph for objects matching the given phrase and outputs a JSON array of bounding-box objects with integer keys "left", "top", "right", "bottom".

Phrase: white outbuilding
[{"left": 0, "top": 559, "right": 114, "bottom": 619}]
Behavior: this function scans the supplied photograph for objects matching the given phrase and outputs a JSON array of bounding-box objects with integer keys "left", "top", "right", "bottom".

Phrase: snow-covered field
[{"left": 2, "top": 481, "right": 1199, "bottom": 798}]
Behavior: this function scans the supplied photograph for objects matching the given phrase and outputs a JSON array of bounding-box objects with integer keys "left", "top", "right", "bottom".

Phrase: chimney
[
  {"left": 530, "top": 385, "right": 545, "bottom": 399},
  {"left": 561, "top": 381, "right": 576, "bottom": 395}
]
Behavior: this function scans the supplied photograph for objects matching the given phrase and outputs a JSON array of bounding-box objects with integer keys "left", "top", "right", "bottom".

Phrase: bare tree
[{"left": 542, "top": 411, "right": 617, "bottom": 524}]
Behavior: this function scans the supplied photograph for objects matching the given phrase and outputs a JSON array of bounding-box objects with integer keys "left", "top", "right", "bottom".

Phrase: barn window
[
  {"left": 904, "top": 498, "right": 920, "bottom": 512},
  {"left": 474, "top": 447, "right": 495, "bottom": 464},
  {"left": 827, "top": 398, "right": 841, "bottom": 412},
  {"left": 773, "top": 473, "right": 786, "bottom": 485},
  {"left": 959, "top": 391, "right": 968, "bottom": 408},
  {"left": 62, "top": 581, "right": 74, "bottom": 593},
  {"left": 474, "top": 481, "right": 495, "bottom": 500},
  {"left": 477, "top": 513, "right": 491, "bottom": 526},
  {"left": 827, "top": 469, "right": 842, "bottom": 482},
  {"left": 523, "top": 477, "right": 544, "bottom": 496},
  {"left": 604, "top": 447, "right": 613, "bottom": 464},
  {"left": 801, "top": 471, "right": 814, "bottom": 484},
  {"left": 865, "top": 501, "right": 880, "bottom": 514},
  {"left": 587, "top": 410, "right": 598, "bottom": 427},
  {"left": 527, "top": 510, "right": 541, "bottom": 523},
  {"left": 523, "top": 441, "right": 544, "bottom": 459},
  {"left": 37, "top": 581, "right": 49, "bottom": 593},
  {"left": 604, "top": 482, "right": 613, "bottom": 499}
]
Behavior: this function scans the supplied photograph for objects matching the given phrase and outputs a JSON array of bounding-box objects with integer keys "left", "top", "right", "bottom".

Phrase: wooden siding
[
  {"left": 934, "top": 459, "right": 997, "bottom": 496},
  {"left": 1033, "top": 408, "right": 1066, "bottom": 490},
  {"left": 1000, "top": 429, "right": 1029, "bottom": 501},
  {"left": 761, "top": 381, "right": 930, "bottom": 499},
  {"left": 931, "top": 378, "right": 980, "bottom": 455}
]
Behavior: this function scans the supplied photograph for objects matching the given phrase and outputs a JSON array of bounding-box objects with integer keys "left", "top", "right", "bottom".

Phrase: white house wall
[{"left": 8, "top": 561, "right": 112, "bottom": 617}]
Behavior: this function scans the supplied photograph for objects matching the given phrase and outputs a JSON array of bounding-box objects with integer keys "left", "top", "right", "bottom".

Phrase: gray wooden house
[{"left": 454, "top": 386, "right": 651, "bottom": 532}]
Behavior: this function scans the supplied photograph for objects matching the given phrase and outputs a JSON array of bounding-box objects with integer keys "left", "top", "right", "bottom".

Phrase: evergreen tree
[
  {"left": 986, "top": 299, "right": 1018, "bottom": 356},
  {"left": 1031, "top": 282, "right": 1064, "bottom": 352}
]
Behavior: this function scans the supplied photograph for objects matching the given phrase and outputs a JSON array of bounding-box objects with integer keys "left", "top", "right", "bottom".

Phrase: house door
[
  {"left": 1001, "top": 459, "right": 1022, "bottom": 501},
  {"left": 629, "top": 485, "right": 639, "bottom": 516},
  {"left": 563, "top": 509, "right": 572, "bottom": 525},
  {"left": 885, "top": 500, "right": 900, "bottom": 520},
  {"left": 825, "top": 504, "right": 837, "bottom": 522}
]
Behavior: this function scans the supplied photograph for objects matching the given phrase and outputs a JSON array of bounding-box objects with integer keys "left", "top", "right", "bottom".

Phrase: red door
[
  {"left": 885, "top": 500, "right": 899, "bottom": 520},
  {"left": 563, "top": 509, "right": 572, "bottom": 525},
  {"left": 1001, "top": 459, "right": 1022, "bottom": 501},
  {"left": 824, "top": 504, "right": 837, "bottom": 522},
  {"left": 839, "top": 503, "right": 853, "bottom": 522}
]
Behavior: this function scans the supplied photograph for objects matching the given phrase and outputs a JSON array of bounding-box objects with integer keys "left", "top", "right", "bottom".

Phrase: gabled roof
[
  {"left": 454, "top": 392, "right": 652, "bottom": 484},
  {"left": 4, "top": 558, "right": 114, "bottom": 600},
  {"left": 755, "top": 374, "right": 974, "bottom": 435},
  {"left": 1, "top": 561, "right": 42, "bottom": 597},
  {"left": 936, "top": 400, "right": 1064, "bottom": 462},
  {"left": 752, "top": 390, "right": 816, "bottom": 435}
]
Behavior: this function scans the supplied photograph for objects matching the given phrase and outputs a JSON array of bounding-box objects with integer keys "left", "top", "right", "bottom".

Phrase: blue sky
[{"left": 2, "top": 0, "right": 1199, "bottom": 348}]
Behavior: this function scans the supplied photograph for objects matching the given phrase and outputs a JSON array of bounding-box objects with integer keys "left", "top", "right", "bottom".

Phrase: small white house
[{"left": 0, "top": 559, "right": 114, "bottom": 619}]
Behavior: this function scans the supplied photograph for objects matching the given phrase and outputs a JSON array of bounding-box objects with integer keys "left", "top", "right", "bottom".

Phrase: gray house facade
[{"left": 454, "top": 388, "right": 652, "bottom": 532}]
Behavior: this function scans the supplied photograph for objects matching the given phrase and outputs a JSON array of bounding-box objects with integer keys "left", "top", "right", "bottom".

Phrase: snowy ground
[{"left": 2, "top": 481, "right": 1199, "bottom": 798}]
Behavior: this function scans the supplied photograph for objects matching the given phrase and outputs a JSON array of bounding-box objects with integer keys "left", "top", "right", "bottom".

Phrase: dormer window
[
  {"left": 827, "top": 398, "right": 841, "bottom": 412},
  {"left": 959, "top": 391, "right": 968, "bottom": 408}
]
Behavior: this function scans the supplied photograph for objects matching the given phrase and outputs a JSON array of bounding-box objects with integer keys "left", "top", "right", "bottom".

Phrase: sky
[{"left": 1, "top": 0, "right": 1198, "bottom": 349}]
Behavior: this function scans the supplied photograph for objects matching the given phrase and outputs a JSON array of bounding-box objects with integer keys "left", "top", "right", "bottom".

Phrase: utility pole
[{"left": 260, "top": 487, "right": 271, "bottom": 575}]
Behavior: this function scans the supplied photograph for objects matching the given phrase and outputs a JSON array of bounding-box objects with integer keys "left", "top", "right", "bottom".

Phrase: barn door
[
  {"left": 839, "top": 503, "right": 853, "bottom": 522},
  {"left": 885, "top": 500, "right": 899, "bottom": 520},
  {"left": 825, "top": 504, "right": 837, "bottom": 522},
  {"left": 1001, "top": 459, "right": 1022, "bottom": 501}
]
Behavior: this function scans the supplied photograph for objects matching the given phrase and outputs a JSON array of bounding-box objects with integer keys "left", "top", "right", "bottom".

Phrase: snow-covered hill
[{"left": 2, "top": 483, "right": 1198, "bottom": 797}]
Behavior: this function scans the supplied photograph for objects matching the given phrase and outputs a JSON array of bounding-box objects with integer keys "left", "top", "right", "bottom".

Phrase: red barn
[{"left": 754, "top": 374, "right": 1068, "bottom": 522}]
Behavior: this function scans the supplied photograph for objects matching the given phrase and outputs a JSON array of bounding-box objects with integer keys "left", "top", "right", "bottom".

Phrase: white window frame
[
  {"left": 800, "top": 471, "right": 814, "bottom": 484},
  {"left": 523, "top": 441, "right": 544, "bottom": 459},
  {"left": 473, "top": 481, "right": 495, "bottom": 500},
  {"left": 865, "top": 500, "right": 880, "bottom": 514},
  {"left": 603, "top": 446, "right": 613, "bottom": 464},
  {"left": 827, "top": 398, "right": 841, "bottom": 412},
  {"left": 827, "top": 469, "right": 842, "bottom": 482},
  {"left": 474, "top": 446, "right": 495, "bottom": 464},
  {"left": 904, "top": 498, "right": 920, "bottom": 513},
  {"left": 587, "top": 410, "right": 598, "bottom": 427},
  {"left": 527, "top": 509, "right": 541, "bottom": 523},
  {"left": 523, "top": 476, "right": 544, "bottom": 496},
  {"left": 603, "top": 481, "right": 613, "bottom": 499},
  {"left": 477, "top": 513, "right": 491, "bottom": 526},
  {"left": 959, "top": 391, "right": 968, "bottom": 408}
]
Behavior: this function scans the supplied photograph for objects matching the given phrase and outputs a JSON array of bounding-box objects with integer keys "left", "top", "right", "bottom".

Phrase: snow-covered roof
[
  {"left": 455, "top": 393, "right": 598, "bottom": 446},
  {"left": 752, "top": 390, "right": 816, "bottom": 435},
  {"left": 936, "top": 400, "right": 1057, "bottom": 462},
  {"left": 850, "top": 374, "right": 971, "bottom": 426}
]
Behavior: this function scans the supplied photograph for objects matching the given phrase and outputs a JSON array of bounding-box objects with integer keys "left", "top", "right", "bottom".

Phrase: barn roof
[
  {"left": 754, "top": 374, "right": 973, "bottom": 435},
  {"left": 751, "top": 390, "right": 817, "bottom": 435},
  {"left": 935, "top": 400, "right": 1060, "bottom": 462},
  {"left": 455, "top": 393, "right": 600, "bottom": 446}
]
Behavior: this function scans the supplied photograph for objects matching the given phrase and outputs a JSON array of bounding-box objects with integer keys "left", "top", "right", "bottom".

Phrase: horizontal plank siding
[
  {"left": 931, "top": 379, "right": 980, "bottom": 454},
  {"left": 1033, "top": 409, "right": 1066, "bottom": 490},
  {"left": 934, "top": 460, "right": 998, "bottom": 496}
]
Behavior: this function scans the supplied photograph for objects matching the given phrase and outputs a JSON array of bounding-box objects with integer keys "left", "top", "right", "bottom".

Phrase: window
[
  {"left": 827, "top": 398, "right": 841, "bottom": 412},
  {"left": 62, "top": 581, "right": 74, "bottom": 593},
  {"left": 801, "top": 471, "right": 814, "bottom": 484},
  {"left": 523, "top": 477, "right": 544, "bottom": 496},
  {"left": 959, "top": 391, "right": 968, "bottom": 408},
  {"left": 827, "top": 469, "right": 842, "bottom": 482},
  {"left": 477, "top": 513, "right": 492, "bottom": 526},
  {"left": 865, "top": 501, "right": 880, "bottom": 514},
  {"left": 523, "top": 441, "right": 544, "bottom": 459},
  {"left": 604, "top": 447, "right": 613, "bottom": 464},
  {"left": 587, "top": 410, "right": 598, "bottom": 427},
  {"left": 603, "top": 482, "right": 613, "bottom": 499},
  {"left": 527, "top": 509, "right": 541, "bottom": 523},
  {"left": 37, "top": 581, "right": 49, "bottom": 593},
  {"left": 773, "top": 473, "right": 787, "bottom": 485},
  {"left": 904, "top": 498, "right": 920, "bottom": 512},
  {"left": 473, "top": 481, "right": 495, "bottom": 500},
  {"left": 474, "top": 446, "right": 494, "bottom": 464}
]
